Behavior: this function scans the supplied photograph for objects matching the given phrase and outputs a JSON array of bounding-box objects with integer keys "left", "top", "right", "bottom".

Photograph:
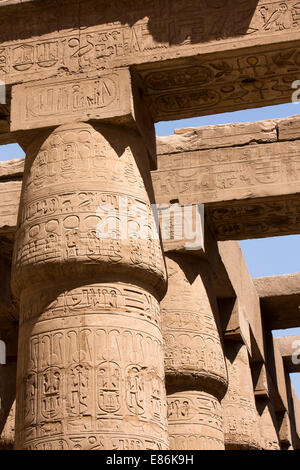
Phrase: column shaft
[
  {"left": 222, "top": 341, "right": 261, "bottom": 450},
  {"left": 161, "top": 254, "right": 228, "bottom": 450}
]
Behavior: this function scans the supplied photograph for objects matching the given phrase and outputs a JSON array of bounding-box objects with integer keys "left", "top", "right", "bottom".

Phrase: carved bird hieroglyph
[{"left": 260, "top": 3, "right": 288, "bottom": 30}]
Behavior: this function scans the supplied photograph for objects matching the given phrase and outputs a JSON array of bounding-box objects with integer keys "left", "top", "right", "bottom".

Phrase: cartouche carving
[{"left": 161, "top": 254, "right": 228, "bottom": 450}]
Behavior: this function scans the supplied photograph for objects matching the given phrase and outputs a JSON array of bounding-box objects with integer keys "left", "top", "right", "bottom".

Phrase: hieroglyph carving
[
  {"left": 162, "top": 256, "right": 227, "bottom": 389},
  {"left": 167, "top": 391, "right": 224, "bottom": 450},
  {"left": 161, "top": 255, "right": 228, "bottom": 450}
]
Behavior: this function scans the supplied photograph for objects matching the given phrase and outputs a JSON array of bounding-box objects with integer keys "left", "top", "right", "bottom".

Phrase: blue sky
[{"left": 1, "top": 102, "right": 300, "bottom": 399}]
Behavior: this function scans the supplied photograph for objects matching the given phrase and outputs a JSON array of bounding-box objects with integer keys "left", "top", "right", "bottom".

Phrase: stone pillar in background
[
  {"left": 11, "top": 121, "right": 168, "bottom": 450},
  {"left": 256, "top": 398, "right": 281, "bottom": 450},
  {"left": 222, "top": 341, "right": 261, "bottom": 450},
  {"left": 0, "top": 324, "right": 18, "bottom": 450},
  {"left": 0, "top": 366, "right": 16, "bottom": 450},
  {"left": 161, "top": 253, "right": 228, "bottom": 450}
]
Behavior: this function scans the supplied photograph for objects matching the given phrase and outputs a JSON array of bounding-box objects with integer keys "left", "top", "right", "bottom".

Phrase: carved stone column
[
  {"left": 256, "top": 398, "right": 281, "bottom": 450},
  {"left": 12, "top": 122, "right": 168, "bottom": 450},
  {"left": 161, "top": 253, "right": 228, "bottom": 450},
  {"left": 222, "top": 341, "right": 261, "bottom": 450}
]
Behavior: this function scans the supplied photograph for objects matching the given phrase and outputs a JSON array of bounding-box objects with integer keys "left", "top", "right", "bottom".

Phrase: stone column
[
  {"left": 256, "top": 398, "right": 281, "bottom": 450},
  {"left": 161, "top": 253, "right": 228, "bottom": 450},
  {"left": 221, "top": 341, "right": 261, "bottom": 450},
  {"left": 12, "top": 122, "right": 168, "bottom": 450},
  {"left": 0, "top": 324, "right": 18, "bottom": 450}
]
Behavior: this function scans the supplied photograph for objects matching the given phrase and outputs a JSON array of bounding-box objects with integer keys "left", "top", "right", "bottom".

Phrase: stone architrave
[
  {"left": 11, "top": 68, "right": 168, "bottom": 450},
  {"left": 222, "top": 341, "right": 261, "bottom": 450},
  {"left": 161, "top": 254, "right": 228, "bottom": 450}
]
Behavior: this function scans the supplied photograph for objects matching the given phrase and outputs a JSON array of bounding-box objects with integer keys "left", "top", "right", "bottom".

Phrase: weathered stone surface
[
  {"left": 152, "top": 116, "right": 300, "bottom": 240},
  {"left": 0, "top": 400, "right": 15, "bottom": 450},
  {"left": 275, "top": 336, "right": 300, "bottom": 373},
  {"left": 254, "top": 274, "right": 300, "bottom": 329},
  {"left": 222, "top": 342, "right": 261, "bottom": 450}
]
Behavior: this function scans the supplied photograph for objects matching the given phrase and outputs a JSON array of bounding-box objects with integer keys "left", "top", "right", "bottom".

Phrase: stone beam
[
  {"left": 254, "top": 273, "right": 300, "bottom": 330},
  {"left": 152, "top": 116, "right": 300, "bottom": 240},
  {"left": 275, "top": 336, "right": 300, "bottom": 373},
  {"left": 0, "top": 2, "right": 299, "bottom": 122}
]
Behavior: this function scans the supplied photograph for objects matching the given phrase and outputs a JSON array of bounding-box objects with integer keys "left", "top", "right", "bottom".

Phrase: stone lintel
[
  {"left": 275, "top": 336, "right": 300, "bottom": 373},
  {"left": 254, "top": 273, "right": 300, "bottom": 330},
  {"left": 158, "top": 203, "right": 204, "bottom": 256}
]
